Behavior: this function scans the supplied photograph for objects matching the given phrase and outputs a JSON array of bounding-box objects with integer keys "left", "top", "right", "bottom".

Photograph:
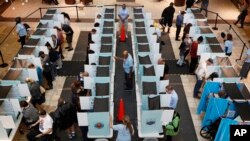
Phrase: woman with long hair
[{"left": 110, "top": 115, "right": 134, "bottom": 141}]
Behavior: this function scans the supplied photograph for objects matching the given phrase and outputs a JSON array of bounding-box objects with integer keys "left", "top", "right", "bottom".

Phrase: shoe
[
  {"left": 68, "top": 48, "right": 73, "bottom": 51},
  {"left": 193, "top": 95, "right": 201, "bottom": 99},
  {"left": 56, "top": 66, "right": 62, "bottom": 70},
  {"left": 175, "top": 39, "right": 180, "bottom": 41},
  {"left": 68, "top": 134, "right": 73, "bottom": 139},
  {"left": 65, "top": 47, "right": 70, "bottom": 49}
]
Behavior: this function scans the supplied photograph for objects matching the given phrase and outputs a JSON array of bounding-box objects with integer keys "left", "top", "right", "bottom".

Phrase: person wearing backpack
[{"left": 164, "top": 111, "right": 180, "bottom": 141}]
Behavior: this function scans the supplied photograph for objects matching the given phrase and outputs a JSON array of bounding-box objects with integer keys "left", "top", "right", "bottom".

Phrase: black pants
[
  {"left": 26, "top": 128, "right": 52, "bottom": 141},
  {"left": 124, "top": 72, "right": 132, "bottom": 89},
  {"left": 43, "top": 71, "right": 53, "bottom": 88},
  {"left": 19, "top": 35, "right": 26, "bottom": 48},
  {"left": 175, "top": 25, "right": 181, "bottom": 40},
  {"left": 235, "top": 14, "right": 247, "bottom": 28},
  {"left": 189, "top": 57, "right": 198, "bottom": 73},
  {"left": 184, "top": 49, "right": 190, "bottom": 60}
]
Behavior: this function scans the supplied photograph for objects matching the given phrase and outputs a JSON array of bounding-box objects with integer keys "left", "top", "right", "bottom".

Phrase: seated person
[{"left": 26, "top": 110, "right": 53, "bottom": 141}]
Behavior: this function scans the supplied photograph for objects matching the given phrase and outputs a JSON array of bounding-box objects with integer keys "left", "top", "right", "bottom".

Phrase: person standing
[
  {"left": 15, "top": 17, "right": 27, "bottom": 48},
  {"left": 183, "top": 33, "right": 192, "bottom": 61},
  {"left": 51, "top": 34, "right": 64, "bottom": 59},
  {"left": 193, "top": 58, "right": 213, "bottom": 99},
  {"left": 176, "top": 41, "right": 186, "bottom": 67},
  {"left": 175, "top": 11, "right": 185, "bottom": 41},
  {"left": 114, "top": 50, "right": 134, "bottom": 90},
  {"left": 62, "top": 24, "right": 74, "bottom": 51},
  {"left": 234, "top": 0, "right": 249, "bottom": 28},
  {"left": 182, "top": 23, "right": 192, "bottom": 41},
  {"left": 53, "top": 98, "right": 77, "bottom": 139},
  {"left": 161, "top": 2, "right": 175, "bottom": 33},
  {"left": 61, "top": 12, "right": 71, "bottom": 26},
  {"left": 119, "top": 4, "right": 129, "bottom": 38},
  {"left": 200, "top": 0, "right": 209, "bottom": 17},
  {"left": 186, "top": 0, "right": 195, "bottom": 10},
  {"left": 189, "top": 36, "right": 203, "bottom": 73},
  {"left": 224, "top": 33, "right": 233, "bottom": 56},
  {"left": 26, "top": 110, "right": 53, "bottom": 141},
  {"left": 240, "top": 48, "right": 250, "bottom": 79},
  {"left": 165, "top": 85, "right": 178, "bottom": 109},
  {"left": 110, "top": 115, "right": 134, "bottom": 141}
]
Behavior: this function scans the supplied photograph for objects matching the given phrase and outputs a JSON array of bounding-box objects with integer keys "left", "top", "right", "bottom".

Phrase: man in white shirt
[
  {"left": 166, "top": 85, "right": 178, "bottom": 109},
  {"left": 27, "top": 110, "right": 53, "bottom": 141},
  {"left": 114, "top": 50, "right": 134, "bottom": 90},
  {"left": 193, "top": 58, "right": 213, "bottom": 99},
  {"left": 119, "top": 4, "right": 129, "bottom": 37}
]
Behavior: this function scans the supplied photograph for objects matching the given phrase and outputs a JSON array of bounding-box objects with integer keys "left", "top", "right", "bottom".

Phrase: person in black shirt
[
  {"left": 161, "top": 2, "right": 175, "bottom": 33},
  {"left": 62, "top": 24, "right": 74, "bottom": 51}
]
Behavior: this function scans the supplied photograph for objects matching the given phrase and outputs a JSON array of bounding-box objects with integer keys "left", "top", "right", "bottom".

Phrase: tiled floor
[{"left": 1, "top": 0, "right": 250, "bottom": 141}]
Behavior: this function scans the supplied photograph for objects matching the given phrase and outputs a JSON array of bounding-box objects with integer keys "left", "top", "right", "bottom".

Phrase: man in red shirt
[{"left": 189, "top": 36, "right": 203, "bottom": 73}]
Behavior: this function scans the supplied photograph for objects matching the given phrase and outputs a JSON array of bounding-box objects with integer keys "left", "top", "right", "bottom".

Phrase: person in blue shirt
[
  {"left": 110, "top": 115, "right": 134, "bottom": 141},
  {"left": 119, "top": 4, "right": 129, "bottom": 38},
  {"left": 15, "top": 17, "right": 27, "bottom": 48},
  {"left": 114, "top": 50, "right": 134, "bottom": 90},
  {"left": 175, "top": 11, "right": 185, "bottom": 41}
]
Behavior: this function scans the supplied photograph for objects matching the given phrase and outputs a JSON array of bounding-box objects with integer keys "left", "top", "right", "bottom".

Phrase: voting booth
[{"left": 77, "top": 6, "right": 116, "bottom": 139}]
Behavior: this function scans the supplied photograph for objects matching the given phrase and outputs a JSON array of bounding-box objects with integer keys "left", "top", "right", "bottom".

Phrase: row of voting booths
[
  {"left": 184, "top": 8, "right": 250, "bottom": 140},
  {"left": 76, "top": 6, "right": 116, "bottom": 139},
  {"left": 131, "top": 7, "right": 175, "bottom": 139},
  {"left": 0, "top": 8, "right": 64, "bottom": 140},
  {"left": 185, "top": 8, "right": 240, "bottom": 82}
]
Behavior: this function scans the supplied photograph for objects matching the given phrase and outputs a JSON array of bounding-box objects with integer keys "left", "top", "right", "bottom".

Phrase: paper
[
  {"left": 161, "top": 110, "right": 174, "bottom": 125},
  {"left": 77, "top": 112, "right": 88, "bottom": 126},
  {"left": 160, "top": 94, "right": 172, "bottom": 108},
  {"left": 79, "top": 96, "right": 93, "bottom": 110},
  {"left": 84, "top": 77, "right": 92, "bottom": 89}
]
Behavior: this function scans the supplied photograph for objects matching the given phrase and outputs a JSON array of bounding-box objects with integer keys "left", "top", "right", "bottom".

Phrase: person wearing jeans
[
  {"left": 175, "top": 11, "right": 185, "bottom": 41},
  {"left": 114, "top": 50, "right": 134, "bottom": 90},
  {"left": 193, "top": 58, "right": 213, "bottom": 98}
]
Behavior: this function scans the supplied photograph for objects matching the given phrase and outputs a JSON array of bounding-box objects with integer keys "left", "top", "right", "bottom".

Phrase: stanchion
[
  {"left": 212, "top": 13, "right": 218, "bottom": 30},
  {"left": 39, "top": 8, "right": 42, "bottom": 19},
  {"left": 0, "top": 50, "right": 8, "bottom": 68},
  {"left": 236, "top": 43, "right": 246, "bottom": 62},
  {"left": 76, "top": 6, "right": 80, "bottom": 22}
]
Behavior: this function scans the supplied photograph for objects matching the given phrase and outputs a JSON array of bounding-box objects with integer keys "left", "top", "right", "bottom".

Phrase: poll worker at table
[
  {"left": 119, "top": 4, "right": 129, "bottom": 38},
  {"left": 110, "top": 115, "right": 134, "bottom": 141},
  {"left": 240, "top": 48, "right": 250, "bottom": 79},
  {"left": 165, "top": 85, "right": 178, "bottom": 109},
  {"left": 114, "top": 50, "right": 134, "bottom": 90},
  {"left": 161, "top": 2, "right": 175, "bottom": 33},
  {"left": 15, "top": 17, "right": 27, "bottom": 48},
  {"left": 193, "top": 58, "right": 214, "bottom": 99},
  {"left": 26, "top": 110, "right": 53, "bottom": 141}
]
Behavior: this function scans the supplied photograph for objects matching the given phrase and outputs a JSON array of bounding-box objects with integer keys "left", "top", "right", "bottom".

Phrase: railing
[{"left": 202, "top": 8, "right": 249, "bottom": 62}]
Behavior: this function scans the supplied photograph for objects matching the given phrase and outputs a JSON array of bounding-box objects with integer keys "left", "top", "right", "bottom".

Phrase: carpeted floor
[
  {"left": 160, "top": 33, "right": 176, "bottom": 60},
  {"left": 57, "top": 61, "right": 85, "bottom": 76},
  {"left": 168, "top": 75, "right": 198, "bottom": 141},
  {"left": 167, "top": 60, "right": 190, "bottom": 74},
  {"left": 72, "top": 31, "right": 89, "bottom": 61},
  {"left": 113, "top": 32, "right": 139, "bottom": 140}
]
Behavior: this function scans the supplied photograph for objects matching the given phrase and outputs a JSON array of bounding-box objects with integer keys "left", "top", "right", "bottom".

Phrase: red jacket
[{"left": 190, "top": 41, "right": 198, "bottom": 58}]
